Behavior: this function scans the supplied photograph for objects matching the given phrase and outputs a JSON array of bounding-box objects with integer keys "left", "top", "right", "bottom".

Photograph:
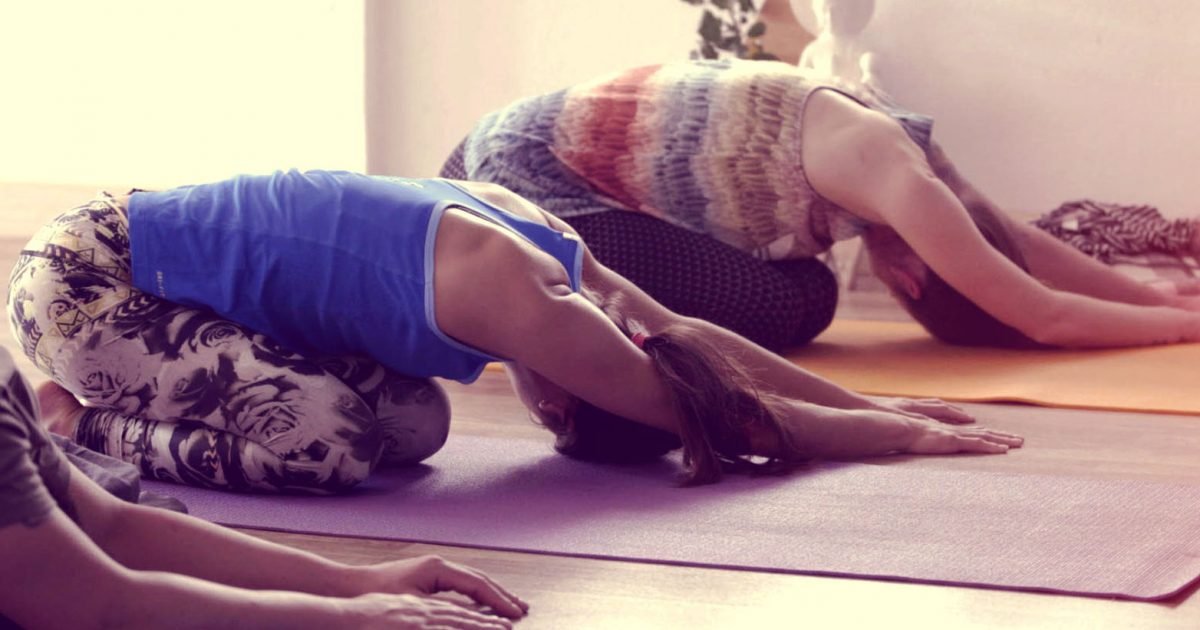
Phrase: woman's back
[
  {"left": 127, "top": 171, "right": 583, "bottom": 382},
  {"left": 466, "top": 60, "right": 873, "bottom": 259}
]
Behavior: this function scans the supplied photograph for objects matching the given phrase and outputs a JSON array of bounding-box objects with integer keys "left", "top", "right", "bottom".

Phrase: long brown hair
[{"left": 551, "top": 316, "right": 795, "bottom": 485}]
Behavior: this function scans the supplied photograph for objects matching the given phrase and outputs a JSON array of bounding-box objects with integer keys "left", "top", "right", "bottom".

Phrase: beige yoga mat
[{"left": 790, "top": 319, "right": 1200, "bottom": 415}]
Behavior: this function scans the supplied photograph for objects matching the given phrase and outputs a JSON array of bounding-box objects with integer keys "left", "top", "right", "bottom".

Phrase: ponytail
[
  {"left": 553, "top": 289, "right": 795, "bottom": 484},
  {"left": 638, "top": 326, "right": 792, "bottom": 485},
  {"left": 557, "top": 329, "right": 794, "bottom": 485}
]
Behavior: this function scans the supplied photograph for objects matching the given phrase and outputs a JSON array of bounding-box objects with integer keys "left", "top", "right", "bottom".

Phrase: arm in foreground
[{"left": 0, "top": 464, "right": 523, "bottom": 629}]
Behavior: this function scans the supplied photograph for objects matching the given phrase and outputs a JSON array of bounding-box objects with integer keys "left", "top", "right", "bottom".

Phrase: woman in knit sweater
[{"left": 445, "top": 59, "right": 1200, "bottom": 349}]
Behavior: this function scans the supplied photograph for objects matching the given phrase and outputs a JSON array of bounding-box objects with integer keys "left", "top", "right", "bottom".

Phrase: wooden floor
[{"left": 3, "top": 185, "right": 1200, "bottom": 628}]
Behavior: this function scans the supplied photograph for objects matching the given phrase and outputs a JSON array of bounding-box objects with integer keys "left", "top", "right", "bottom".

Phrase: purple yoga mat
[{"left": 144, "top": 434, "right": 1200, "bottom": 601}]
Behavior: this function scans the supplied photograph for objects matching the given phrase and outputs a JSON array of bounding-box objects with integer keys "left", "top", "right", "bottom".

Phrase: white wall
[
  {"left": 794, "top": 0, "right": 1200, "bottom": 217},
  {"left": 14, "top": 0, "right": 1189, "bottom": 216},
  {"left": 0, "top": 0, "right": 364, "bottom": 189},
  {"left": 365, "top": 0, "right": 698, "bottom": 178}
]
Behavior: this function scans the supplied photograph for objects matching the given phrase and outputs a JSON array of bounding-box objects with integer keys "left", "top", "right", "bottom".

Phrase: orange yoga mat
[{"left": 789, "top": 319, "right": 1200, "bottom": 415}]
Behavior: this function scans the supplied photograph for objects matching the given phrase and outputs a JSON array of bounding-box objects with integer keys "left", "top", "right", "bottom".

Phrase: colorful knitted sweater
[{"left": 463, "top": 60, "right": 931, "bottom": 260}]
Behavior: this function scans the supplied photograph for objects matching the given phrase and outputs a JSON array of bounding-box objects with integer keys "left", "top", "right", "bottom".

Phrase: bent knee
[
  {"left": 720, "top": 260, "right": 839, "bottom": 350},
  {"left": 300, "top": 424, "right": 384, "bottom": 492},
  {"left": 7, "top": 210, "right": 136, "bottom": 372},
  {"left": 377, "top": 379, "right": 452, "bottom": 466}
]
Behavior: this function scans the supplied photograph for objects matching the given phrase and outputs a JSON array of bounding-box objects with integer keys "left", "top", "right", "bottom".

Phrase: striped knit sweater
[{"left": 463, "top": 60, "right": 930, "bottom": 260}]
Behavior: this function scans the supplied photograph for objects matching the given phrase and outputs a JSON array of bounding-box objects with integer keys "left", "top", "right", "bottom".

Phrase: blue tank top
[{"left": 127, "top": 170, "right": 584, "bottom": 383}]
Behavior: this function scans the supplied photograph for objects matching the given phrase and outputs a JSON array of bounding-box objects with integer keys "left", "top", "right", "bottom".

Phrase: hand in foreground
[
  {"left": 866, "top": 396, "right": 975, "bottom": 425},
  {"left": 354, "top": 555, "right": 528, "bottom": 621},
  {"left": 346, "top": 592, "right": 516, "bottom": 630}
]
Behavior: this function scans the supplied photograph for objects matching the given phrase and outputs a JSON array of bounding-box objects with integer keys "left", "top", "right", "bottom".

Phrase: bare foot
[{"left": 36, "top": 381, "right": 87, "bottom": 438}]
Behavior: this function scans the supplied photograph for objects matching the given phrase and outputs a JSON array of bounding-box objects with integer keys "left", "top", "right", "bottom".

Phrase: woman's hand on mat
[
  {"left": 866, "top": 396, "right": 975, "bottom": 425},
  {"left": 344, "top": 592, "right": 516, "bottom": 629},
  {"left": 351, "top": 555, "right": 528, "bottom": 621},
  {"left": 902, "top": 422, "right": 1024, "bottom": 455},
  {"left": 776, "top": 402, "right": 1021, "bottom": 459}
]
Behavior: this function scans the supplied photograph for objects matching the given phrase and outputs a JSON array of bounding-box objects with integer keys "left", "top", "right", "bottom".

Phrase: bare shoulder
[
  {"left": 800, "top": 89, "right": 932, "bottom": 223},
  {"left": 435, "top": 181, "right": 678, "bottom": 336},
  {"left": 431, "top": 208, "right": 574, "bottom": 357}
]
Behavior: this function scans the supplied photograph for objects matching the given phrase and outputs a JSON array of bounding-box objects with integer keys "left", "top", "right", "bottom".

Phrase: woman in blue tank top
[{"left": 8, "top": 171, "right": 1022, "bottom": 494}]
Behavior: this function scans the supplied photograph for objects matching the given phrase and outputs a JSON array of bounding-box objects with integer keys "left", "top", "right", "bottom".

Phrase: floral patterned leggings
[{"left": 6, "top": 195, "right": 451, "bottom": 494}]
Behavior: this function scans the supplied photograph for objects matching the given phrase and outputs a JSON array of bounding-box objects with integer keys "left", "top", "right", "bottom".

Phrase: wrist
[
  {"left": 845, "top": 409, "right": 925, "bottom": 456},
  {"left": 324, "top": 563, "right": 382, "bottom": 598},
  {"left": 822, "top": 386, "right": 882, "bottom": 410},
  {"left": 261, "top": 554, "right": 371, "bottom": 598},
  {"left": 91, "top": 567, "right": 142, "bottom": 629},
  {"left": 858, "top": 395, "right": 894, "bottom": 411},
  {"left": 893, "top": 415, "right": 928, "bottom": 452},
  {"left": 1159, "top": 291, "right": 1186, "bottom": 309}
]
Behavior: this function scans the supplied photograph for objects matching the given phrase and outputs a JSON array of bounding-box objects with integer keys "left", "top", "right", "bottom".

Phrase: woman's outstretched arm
[
  {"left": 803, "top": 90, "right": 1200, "bottom": 348},
  {"left": 3, "top": 386, "right": 520, "bottom": 626},
  {"left": 2, "top": 466, "right": 521, "bottom": 629},
  {"left": 433, "top": 200, "right": 1018, "bottom": 459},
  {"left": 567, "top": 239, "right": 983, "bottom": 429},
  {"left": 66, "top": 464, "right": 526, "bottom": 619},
  {"left": 452, "top": 181, "right": 970, "bottom": 419},
  {"left": 925, "top": 142, "right": 1176, "bottom": 308},
  {"left": 1, "top": 342, "right": 519, "bottom": 628}
]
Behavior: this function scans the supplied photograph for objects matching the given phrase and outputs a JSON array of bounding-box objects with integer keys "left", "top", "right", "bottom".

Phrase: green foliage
[{"left": 684, "top": 0, "right": 771, "bottom": 61}]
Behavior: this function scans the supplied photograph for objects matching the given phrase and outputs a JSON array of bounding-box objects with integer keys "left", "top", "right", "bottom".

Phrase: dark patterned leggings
[
  {"left": 440, "top": 142, "right": 838, "bottom": 351},
  {"left": 6, "top": 195, "right": 451, "bottom": 494}
]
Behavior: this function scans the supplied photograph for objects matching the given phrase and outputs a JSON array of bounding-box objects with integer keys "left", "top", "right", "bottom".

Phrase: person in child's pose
[
  {"left": 445, "top": 59, "right": 1200, "bottom": 349},
  {"left": 9, "top": 171, "right": 1021, "bottom": 495}
]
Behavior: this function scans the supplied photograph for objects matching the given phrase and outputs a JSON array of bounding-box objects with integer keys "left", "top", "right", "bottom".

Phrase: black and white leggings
[{"left": 6, "top": 196, "right": 451, "bottom": 494}]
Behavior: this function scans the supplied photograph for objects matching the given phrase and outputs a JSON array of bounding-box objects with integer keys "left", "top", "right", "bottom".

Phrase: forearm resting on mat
[
  {"left": 926, "top": 142, "right": 1171, "bottom": 307},
  {"left": 779, "top": 401, "right": 1023, "bottom": 459},
  {"left": 575, "top": 245, "right": 883, "bottom": 411}
]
